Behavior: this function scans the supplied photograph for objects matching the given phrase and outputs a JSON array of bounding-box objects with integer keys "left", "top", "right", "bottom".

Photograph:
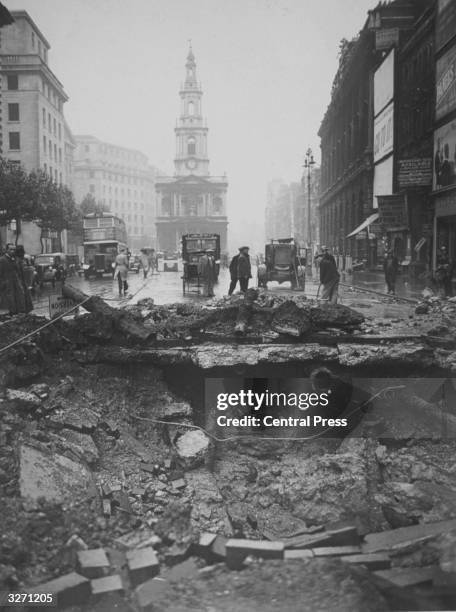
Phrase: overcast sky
[{"left": 6, "top": 0, "right": 376, "bottom": 251}]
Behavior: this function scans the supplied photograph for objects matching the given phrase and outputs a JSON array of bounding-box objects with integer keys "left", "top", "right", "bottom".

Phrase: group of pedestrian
[
  {"left": 0, "top": 243, "right": 33, "bottom": 315},
  {"left": 228, "top": 246, "right": 252, "bottom": 295},
  {"left": 139, "top": 248, "right": 158, "bottom": 280}
]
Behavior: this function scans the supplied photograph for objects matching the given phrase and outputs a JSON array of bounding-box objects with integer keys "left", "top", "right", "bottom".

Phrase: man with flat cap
[{"left": 228, "top": 246, "right": 251, "bottom": 295}]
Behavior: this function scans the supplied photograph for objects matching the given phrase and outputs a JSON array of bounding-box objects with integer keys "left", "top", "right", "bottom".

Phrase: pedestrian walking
[
  {"left": 114, "top": 248, "right": 129, "bottom": 296},
  {"left": 148, "top": 249, "right": 158, "bottom": 274},
  {"left": 199, "top": 249, "right": 216, "bottom": 297},
  {"left": 0, "top": 243, "right": 33, "bottom": 315},
  {"left": 317, "top": 246, "right": 340, "bottom": 304},
  {"left": 140, "top": 249, "right": 150, "bottom": 279},
  {"left": 436, "top": 246, "right": 453, "bottom": 297},
  {"left": 383, "top": 249, "right": 399, "bottom": 295}
]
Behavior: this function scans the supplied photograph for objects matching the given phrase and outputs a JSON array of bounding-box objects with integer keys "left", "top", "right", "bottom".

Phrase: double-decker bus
[{"left": 82, "top": 213, "right": 128, "bottom": 278}]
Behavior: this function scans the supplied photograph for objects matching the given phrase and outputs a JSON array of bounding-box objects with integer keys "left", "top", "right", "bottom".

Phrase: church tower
[
  {"left": 174, "top": 45, "right": 209, "bottom": 177},
  {"left": 155, "top": 45, "right": 228, "bottom": 253}
]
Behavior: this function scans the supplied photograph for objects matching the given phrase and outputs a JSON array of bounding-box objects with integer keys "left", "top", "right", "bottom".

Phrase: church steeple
[{"left": 174, "top": 45, "right": 209, "bottom": 177}]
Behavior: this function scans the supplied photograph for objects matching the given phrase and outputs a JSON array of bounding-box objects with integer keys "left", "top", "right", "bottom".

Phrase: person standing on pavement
[
  {"left": 148, "top": 249, "right": 158, "bottom": 274},
  {"left": 114, "top": 248, "right": 129, "bottom": 297},
  {"left": 199, "top": 249, "right": 216, "bottom": 297},
  {"left": 228, "top": 249, "right": 240, "bottom": 295},
  {"left": 383, "top": 249, "right": 399, "bottom": 295},
  {"left": 436, "top": 246, "right": 453, "bottom": 297},
  {"left": 0, "top": 243, "right": 33, "bottom": 315},
  {"left": 317, "top": 246, "right": 340, "bottom": 304},
  {"left": 140, "top": 249, "right": 150, "bottom": 279},
  {"left": 237, "top": 246, "right": 252, "bottom": 294}
]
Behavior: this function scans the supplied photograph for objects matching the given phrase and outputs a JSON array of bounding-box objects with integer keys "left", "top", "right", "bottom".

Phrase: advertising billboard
[
  {"left": 397, "top": 158, "right": 433, "bottom": 188},
  {"left": 374, "top": 102, "right": 394, "bottom": 163},
  {"left": 436, "top": 45, "right": 456, "bottom": 121},
  {"left": 434, "top": 119, "right": 456, "bottom": 191},
  {"left": 374, "top": 48, "right": 395, "bottom": 117},
  {"left": 373, "top": 155, "right": 393, "bottom": 209}
]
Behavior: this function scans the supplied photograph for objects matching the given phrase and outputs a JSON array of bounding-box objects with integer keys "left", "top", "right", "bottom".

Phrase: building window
[
  {"left": 49, "top": 141, "right": 52, "bottom": 159},
  {"left": 7, "top": 74, "right": 18, "bottom": 90},
  {"left": 42, "top": 108, "right": 46, "bottom": 126},
  {"left": 9, "top": 132, "right": 20, "bottom": 150},
  {"left": 187, "top": 137, "right": 196, "bottom": 155},
  {"left": 53, "top": 118, "right": 56, "bottom": 135},
  {"left": 44, "top": 163, "right": 47, "bottom": 173},
  {"left": 32, "top": 31, "right": 35, "bottom": 48},
  {"left": 188, "top": 101, "right": 195, "bottom": 116},
  {"left": 48, "top": 113, "right": 51, "bottom": 129},
  {"left": 8, "top": 103, "right": 19, "bottom": 122},
  {"left": 58, "top": 124, "right": 61, "bottom": 140},
  {"left": 38, "top": 40, "right": 41, "bottom": 56},
  {"left": 43, "top": 135, "right": 46, "bottom": 152},
  {"left": 59, "top": 148, "right": 62, "bottom": 163},
  {"left": 90, "top": 184, "right": 95, "bottom": 193}
]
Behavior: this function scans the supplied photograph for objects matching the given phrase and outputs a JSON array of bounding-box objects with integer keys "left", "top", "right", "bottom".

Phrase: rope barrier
[{"left": 131, "top": 384, "right": 405, "bottom": 443}]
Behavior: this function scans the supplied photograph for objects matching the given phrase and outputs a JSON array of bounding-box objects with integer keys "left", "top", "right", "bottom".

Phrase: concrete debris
[
  {"left": 339, "top": 553, "right": 391, "bottom": 571},
  {"left": 175, "top": 429, "right": 210, "bottom": 469},
  {"left": 29, "top": 572, "right": 90, "bottom": 607},
  {"left": 126, "top": 547, "right": 160, "bottom": 586},
  {"left": 226, "top": 539, "right": 284, "bottom": 568},
  {"left": 77, "top": 548, "right": 110, "bottom": 579},
  {"left": 6, "top": 388, "right": 41, "bottom": 410},
  {"left": 91, "top": 574, "right": 124, "bottom": 598},
  {"left": 19, "top": 444, "right": 96, "bottom": 502},
  {"left": 363, "top": 518, "right": 456, "bottom": 553},
  {"left": 374, "top": 565, "right": 437, "bottom": 587}
]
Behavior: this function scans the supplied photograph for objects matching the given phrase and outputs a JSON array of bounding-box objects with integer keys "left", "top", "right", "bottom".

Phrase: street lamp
[{"left": 302, "top": 148, "right": 315, "bottom": 275}]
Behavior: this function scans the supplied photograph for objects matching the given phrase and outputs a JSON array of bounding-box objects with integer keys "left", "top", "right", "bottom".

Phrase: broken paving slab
[
  {"left": 91, "top": 574, "right": 124, "bottom": 598},
  {"left": 312, "top": 545, "right": 361, "bottom": 557},
  {"left": 225, "top": 539, "right": 284, "bottom": 569},
  {"left": 19, "top": 444, "right": 96, "bottom": 502},
  {"left": 284, "top": 549, "right": 314, "bottom": 560},
  {"left": 127, "top": 547, "right": 160, "bottom": 587},
  {"left": 337, "top": 343, "right": 435, "bottom": 368},
  {"left": 191, "top": 344, "right": 338, "bottom": 369},
  {"left": 77, "top": 548, "right": 110, "bottom": 579},
  {"left": 363, "top": 519, "right": 456, "bottom": 553},
  {"left": 340, "top": 553, "right": 391, "bottom": 571},
  {"left": 28, "top": 572, "right": 90, "bottom": 608},
  {"left": 374, "top": 565, "right": 438, "bottom": 587}
]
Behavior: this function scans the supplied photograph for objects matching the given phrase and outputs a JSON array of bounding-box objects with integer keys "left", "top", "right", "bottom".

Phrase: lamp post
[{"left": 302, "top": 148, "right": 315, "bottom": 275}]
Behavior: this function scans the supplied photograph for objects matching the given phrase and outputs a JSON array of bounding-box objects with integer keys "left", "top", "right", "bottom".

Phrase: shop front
[{"left": 434, "top": 189, "right": 456, "bottom": 269}]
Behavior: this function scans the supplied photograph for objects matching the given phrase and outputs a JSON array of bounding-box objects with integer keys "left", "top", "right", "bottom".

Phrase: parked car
[
  {"left": 34, "top": 252, "right": 67, "bottom": 288},
  {"left": 163, "top": 251, "right": 179, "bottom": 272}
]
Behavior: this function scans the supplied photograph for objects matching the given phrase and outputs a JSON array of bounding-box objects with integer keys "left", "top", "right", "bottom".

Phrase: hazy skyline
[{"left": 5, "top": 0, "right": 377, "bottom": 251}]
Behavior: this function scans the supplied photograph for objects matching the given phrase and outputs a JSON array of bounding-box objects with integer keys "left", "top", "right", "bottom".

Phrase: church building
[{"left": 155, "top": 46, "right": 228, "bottom": 252}]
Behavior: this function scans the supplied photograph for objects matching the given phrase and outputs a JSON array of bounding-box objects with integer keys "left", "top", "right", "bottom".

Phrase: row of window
[
  {"left": 85, "top": 169, "right": 149, "bottom": 186},
  {"left": 43, "top": 136, "right": 62, "bottom": 164},
  {"left": 42, "top": 163, "right": 63, "bottom": 185},
  {"left": 83, "top": 143, "right": 145, "bottom": 163},
  {"left": 42, "top": 108, "right": 62, "bottom": 140},
  {"left": 97, "top": 197, "right": 146, "bottom": 212},
  {"left": 6, "top": 73, "right": 63, "bottom": 112}
]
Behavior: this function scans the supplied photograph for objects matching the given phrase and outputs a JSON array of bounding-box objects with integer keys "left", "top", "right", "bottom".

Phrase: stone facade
[{"left": 72, "top": 136, "right": 159, "bottom": 251}]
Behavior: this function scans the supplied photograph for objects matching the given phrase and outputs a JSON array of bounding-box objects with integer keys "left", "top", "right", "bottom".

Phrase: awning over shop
[{"left": 346, "top": 213, "right": 379, "bottom": 238}]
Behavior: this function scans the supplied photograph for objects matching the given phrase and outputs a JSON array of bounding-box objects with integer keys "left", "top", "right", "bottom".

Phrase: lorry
[{"left": 257, "top": 238, "right": 306, "bottom": 290}]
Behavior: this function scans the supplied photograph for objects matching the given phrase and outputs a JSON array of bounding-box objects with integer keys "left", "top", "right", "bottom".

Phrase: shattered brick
[
  {"left": 171, "top": 478, "right": 186, "bottom": 490},
  {"left": 127, "top": 547, "right": 160, "bottom": 587},
  {"left": 77, "top": 548, "right": 110, "bottom": 579}
]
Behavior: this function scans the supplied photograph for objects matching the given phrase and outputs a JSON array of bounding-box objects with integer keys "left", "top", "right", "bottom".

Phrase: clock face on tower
[{"left": 186, "top": 158, "right": 197, "bottom": 170}]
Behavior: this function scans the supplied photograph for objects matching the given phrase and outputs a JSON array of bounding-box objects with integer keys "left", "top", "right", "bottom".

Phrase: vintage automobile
[
  {"left": 163, "top": 251, "right": 179, "bottom": 272},
  {"left": 257, "top": 238, "right": 306, "bottom": 290},
  {"left": 34, "top": 253, "right": 67, "bottom": 288}
]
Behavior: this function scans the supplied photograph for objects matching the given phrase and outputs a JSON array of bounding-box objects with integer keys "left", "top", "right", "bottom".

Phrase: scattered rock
[{"left": 175, "top": 430, "right": 210, "bottom": 469}]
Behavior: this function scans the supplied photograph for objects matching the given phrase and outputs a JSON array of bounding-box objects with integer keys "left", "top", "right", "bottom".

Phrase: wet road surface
[{"left": 26, "top": 264, "right": 424, "bottom": 320}]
